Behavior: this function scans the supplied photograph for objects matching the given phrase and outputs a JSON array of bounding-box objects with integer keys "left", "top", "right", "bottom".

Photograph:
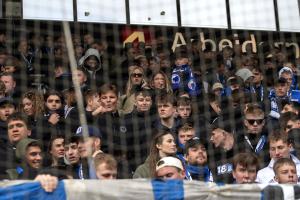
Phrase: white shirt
[{"left": 256, "top": 154, "right": 300, "bottom": 184}]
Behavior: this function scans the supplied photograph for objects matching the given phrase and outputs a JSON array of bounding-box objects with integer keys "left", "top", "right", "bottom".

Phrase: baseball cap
[
  {"left": 185, "top": 137, "right": 207, "bottom": 154},
  {"left": 212, "top": 82, "right": 224, "bottom": 91},
  {"left": 211, "top": 117, "right": 234, "bottom": 133},
  {"left": 75, "top": 125, "right": 102, "bottom": 138},
  {"left": 156, "top": 156, "right": 184, "bottom": 171},
  {"left": 0, "top": 97, "right": 16, "bottom": 107}
]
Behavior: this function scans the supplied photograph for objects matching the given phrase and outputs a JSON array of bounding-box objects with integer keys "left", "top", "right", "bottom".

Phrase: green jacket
[{"left": 133, "top": 157, "right": 151, "bottom": 178}]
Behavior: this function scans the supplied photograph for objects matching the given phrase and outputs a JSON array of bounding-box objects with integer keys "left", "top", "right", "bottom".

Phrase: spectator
[
  {"left": 76, "top": 125, "right": 102, "bottom": 179},
  {"left": 119, "top": 66, "right": 149, "bottom": 115},
  {"left": 0, "top": 113, "right": 31, "bottom": 179},
  {"left": 176, "top": 96, "right": 192, "bottom": 120},
  {"left": 47, "top": 135, "right": 65, "bottom": 167},
  {"left": 154, "top": 93, "right": 178, "bottom": 134},
  {"left": 0, "top": 72, "right": 18, "bottom": 102},
  {"left": 238, "top": 103, "right": 269, "bottom": 167},
  {"left": 64, "top": 136, "right": 87, "bottom": 179},
  {"left": 273, "top": 158, "right": 298, "bottom": 184},
  {"left": 150, "top": 71, "right": 173, "bottom": 94},
  {"left": 256, "top": 132, "right": 300, "bottom": 183},
  {"left": 133, "top": 131, "right": 176, "bottom": 178},
  {"left": 184, "top": 137, "right": 212, "bottom": 182},
  {"left": 208, "top": 116, "right": 244, "bottom": 184},
  {"left": 0, "top": 97, "right": 16, "bottom": 138},
  {"left": 94, "top": 153, "right": 117, "bottom": 180},
  {"left": 232, "top": 152, "right": 259, "bottom": 184},
  {"left": 6, "top": 138, "right": 43, "bottom": 180},
  {"left": 155, "top": 156, "right": 185, "bottom": 180}
]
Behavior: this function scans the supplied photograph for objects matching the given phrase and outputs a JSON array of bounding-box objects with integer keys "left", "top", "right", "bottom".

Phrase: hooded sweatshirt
[{"left": 6, "top": 138, "right": 40, "bottom": 180}]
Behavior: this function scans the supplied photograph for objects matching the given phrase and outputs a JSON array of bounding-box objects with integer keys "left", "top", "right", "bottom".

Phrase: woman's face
[
  {"left": 156, "top": 134, "right": 177, "bottom": 157},
  {"left": 153, "top": 73, "right": 166, "bottom": 89},
  {"left": 130, "top": 68, "right": 143, "bottom": 85},
  {"left": 100, "top": 91, "right": 118, "bottom": 112},
  {"left": 22, "top": 97, "right": 34, "bottom": 116}
]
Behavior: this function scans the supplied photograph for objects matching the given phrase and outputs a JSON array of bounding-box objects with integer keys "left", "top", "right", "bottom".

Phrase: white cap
[{"left": 156, "top": 156, "right": 184, "bottom": 171}]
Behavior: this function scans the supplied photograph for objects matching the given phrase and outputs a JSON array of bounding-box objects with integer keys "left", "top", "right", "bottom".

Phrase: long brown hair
[{"left": 148, "top": 130, "right": 175, "bottom": 177}]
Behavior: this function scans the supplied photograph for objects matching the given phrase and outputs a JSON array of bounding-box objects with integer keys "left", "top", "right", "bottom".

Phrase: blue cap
[{"left": 75, "top": 125, "right": 102, "bottom": 138}]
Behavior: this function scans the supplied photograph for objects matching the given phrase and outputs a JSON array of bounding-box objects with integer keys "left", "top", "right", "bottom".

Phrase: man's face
[
  {"left": 175, "top": 57, "right": 189, "bottom": 66},
  {"left": 285, "top": 120, "right": 300, "bottom": 133},
  {"left": 244, "top": 113, "right": 265, "bottom": 135},
  {"left": 281, "top": 104, "right": 297, "bottom": 115},
  {"left": 96, "top": 163, "right": 117, "bottom": 180},
  {"left": 210, "top": 128, "right": 225, "bottom": 148},
  {"left": 26, "top": 146, "right": 42, "bottom": 169},
  {"left": 156, "top": 166, "right": 185, "bottom": 180},
  {"left": 0, "top": 104, "right": 15, "bottom": 121},
  {"left": 135, "top": 94, "right": 152, "bottom": 112},
  {"left": 177, "top": 105, "right": 191, "bottom": 119},
  {"left": 50, "top": 138, "right": 64, "bottom": 159},
  {"left": 78, "top": 137, "right": 99, "bottom": 158},
  {"left": 269, "top": 140, "right": 291, "bottom": 161},
  {"left": 100, "top": 91, "right": 118, "bottom": 112},
  {"left": 88, "top": 94, "right": 101, "bottom": 111},
  {"left": 185, "top": 144, "right": 207, "bottom": 166},
  {"left": 252, "top": 69, "right": 263, "bottom": 84},
  {"left": 7, "top": 120, "right": 30, "bottom": 144},
  {"left": 275, "top": 83, "right": 288, "bottom": 97},
  {"left": 46, "top": 95, "right": 62, "bottom": 111},
  {"left": 1, "top": 75, "right": 16, "bottom": 94},
  {"left": 232, "top": 164, "right": 257, "bottom": 184},
  {"left": 275, "top": 164, "right": 298, "bottom": 184},
  {"left": 281, "top": 72, "right": 293, "bottom": 88},
  {"left": 157, "top": 102, "right": 175, "bottom": 120},
  {"left": 76, "top": 70, "right": 87, "bottom": 85},
  {"left": 178, "top": 129, "right": 195, "bottom": 145},
  {"left": 65, "top": 143, "right": 80, "bottom": 165}
]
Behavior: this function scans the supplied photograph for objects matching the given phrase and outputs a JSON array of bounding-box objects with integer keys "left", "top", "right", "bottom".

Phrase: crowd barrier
[{"left": 0, "top": 179, "right": 299, "bottom": 200}]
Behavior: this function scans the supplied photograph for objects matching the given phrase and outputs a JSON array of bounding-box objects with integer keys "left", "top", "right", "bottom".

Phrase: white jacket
[{"left": 256, "top": 154, "right": 300, "bottom": 183}]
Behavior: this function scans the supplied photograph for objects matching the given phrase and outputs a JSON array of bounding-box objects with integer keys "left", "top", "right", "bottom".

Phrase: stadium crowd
[{"left": 0, "top": 29, "right": 300, "bottom": 190}]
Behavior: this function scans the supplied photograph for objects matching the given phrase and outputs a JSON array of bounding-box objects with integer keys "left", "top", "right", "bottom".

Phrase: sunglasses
[
  {"left": 246, "top": 119, "right": 264, "bottom": 125},
  {"left": 131, "top": 73, "right": 143, "bottom": 78}
]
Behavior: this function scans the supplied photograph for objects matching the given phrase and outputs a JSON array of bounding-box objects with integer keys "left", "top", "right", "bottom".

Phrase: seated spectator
[
  {"left": 238, "top": 103, "right": 269, "bottom": 167},
  {"left": 211, "top": 82, "right": 224, "bottom": 97},
  {"left": 97, "top": 83, "right": 133, "bottom": 178},
  {"left": 184, "top": 137, "right": 212, "bottom": 182},
  {"left": 268, "top": 77, "right": 289, "bottom": 120},
  {"left": 64, "top": 136, "right": 88, "bottom": 179},
  {"left": 176, "top": 96, "right": 192, "bottom": 120},
  {"left": 47, "top": 135, "right": 65, "bottom": 167},
  {"left": 208, "top": 116, "right": 244, "bottom": 184},
  {"left": 154, "top": 93, "right": 178, "bottom": 134},
  {"left": 6, "top": 138, "right": 43, "bottom": 180},
  {"left": 76, "top": 125, "right": 102, "bottom": 179},
  {"left": 280, "top": 112, "right": 300, "bottom": 133},
  {"left": 35, "top": 90, "right": 66, "bottom": 151},
  {"left": 94, "top": 153, "right": 117, "bottom": 180},
  {"left": 150, "top": 71, "right": 173, "bottom": 95},
  {"left": 0, "top": 97, "right": 16, "bottom": 138},
  {"left": 176, "top": 122, "right": 196, "bottom": 160},
  {"left": 0, "top": 113, "right": 32, "bottom": 178},
  {"left": 18, "top": 90, "right": 44, "bottom": 133},
  {"left": 133, "top": 131, "right": 177, "bottom": 178},
  {"left": 274, "top": 158, "right": 298, "bottom": 184},
  {"left": 155, "top": 156, "right": 185, "bottom": 180},
  {"left": 256, "top": 132, "right": 300, "bottom": 183},
  {"left": 119, "top": 66, "right": 149, "bottom": 115},
  {"left": 232, "top": 152, "right": 259, "bottom": 184}
]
